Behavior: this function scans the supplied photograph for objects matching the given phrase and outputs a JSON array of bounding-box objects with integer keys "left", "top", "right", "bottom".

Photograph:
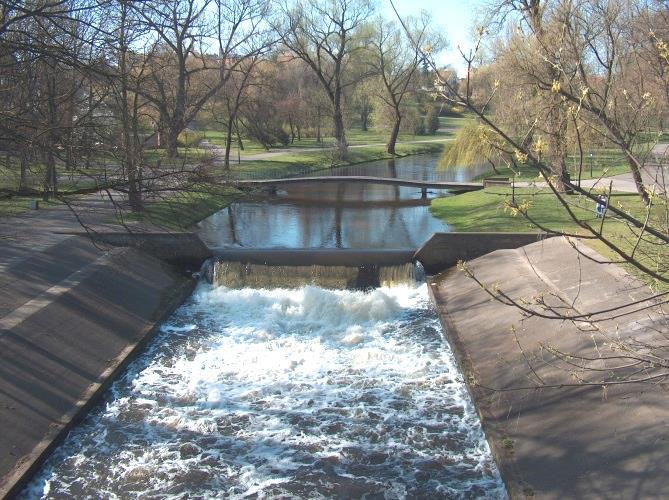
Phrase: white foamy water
[{"left": 22, "top": 283, "right": 505, "bottom": 499}]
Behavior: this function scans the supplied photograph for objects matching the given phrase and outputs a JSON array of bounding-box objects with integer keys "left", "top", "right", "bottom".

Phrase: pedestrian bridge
[{"left": 230, "top": 176, "right": 484, "bottom": 194}]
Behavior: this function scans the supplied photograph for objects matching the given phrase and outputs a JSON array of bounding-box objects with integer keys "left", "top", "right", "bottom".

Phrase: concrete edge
[
  {"left": 415, "top": 232, "right": 554, "bottom": 275},
  {"left": 427, "top": 272, "right": 523, "bottom": 499},
  {"left": 57, "top": 231, "right": 213, "bottom": 269},
  {"left": 1, "top": 255, "right": 196, "bottom": 499},
  {"left": 210, "top": 248, "right": 416, "bottom": 267}
]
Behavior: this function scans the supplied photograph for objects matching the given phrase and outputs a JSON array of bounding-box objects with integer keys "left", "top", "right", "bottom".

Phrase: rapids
[{"left": 22, "top": 283, "right": 505, "bottom": 499}]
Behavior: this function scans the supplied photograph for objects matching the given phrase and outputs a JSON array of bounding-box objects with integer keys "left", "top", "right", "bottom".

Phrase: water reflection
[{"left": 199, "top": 154, "right": 486, "bottom": 249}]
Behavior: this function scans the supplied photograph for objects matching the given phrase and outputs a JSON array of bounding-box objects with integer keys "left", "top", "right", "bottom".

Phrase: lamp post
[{"left": 589, "top": 152, "right": 593, "bottom": 177}]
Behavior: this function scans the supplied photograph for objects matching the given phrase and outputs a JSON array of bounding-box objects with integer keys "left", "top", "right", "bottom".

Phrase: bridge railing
[{"left": 217, "top": 163, "right": 485, "bottom": 183}]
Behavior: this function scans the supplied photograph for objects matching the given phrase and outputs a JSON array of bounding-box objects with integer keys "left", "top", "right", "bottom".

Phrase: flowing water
[
  {"left": 22, "top": 281, "right": 505, "bottom": 499},
  {"left": 22, "top": 153, "right": 505, "bottom": 498}
]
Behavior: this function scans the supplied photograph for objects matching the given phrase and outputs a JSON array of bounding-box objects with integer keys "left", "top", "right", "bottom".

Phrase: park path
[{"left": 515, "top": 145, "right": 667, "bottom": 195}]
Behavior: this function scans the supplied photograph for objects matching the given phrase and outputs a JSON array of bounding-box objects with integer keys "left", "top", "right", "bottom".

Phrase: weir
[{"left": 203, "top": 260, "right": 422, "bottom": 289}]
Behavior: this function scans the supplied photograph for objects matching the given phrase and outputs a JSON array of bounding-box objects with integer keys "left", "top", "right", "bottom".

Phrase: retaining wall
[
  {"left": 415, "top": 232, "right": 552, "bottom": 274},
  {"left": 0, "top": 244, "right": 194, "bottom": 498},
  {"left": 68, "top": 231, "right": 212, "bottom": 269}
]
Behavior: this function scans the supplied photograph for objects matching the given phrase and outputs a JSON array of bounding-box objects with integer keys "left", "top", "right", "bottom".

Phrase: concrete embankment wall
[
  {"left": 0, "top": 239, "right": 194, "bottom": 498},
  {"left": 81, "top": 231, "right": 552, "bottom": 277},
  {"left": 67, "top": 231, "right": 213, "bottom": 269},
  {"left": 429, "top": 237, "right": 669, "bottom": 498},
  {"left": 415, "top": 232, "right": 551, "bottom": 274}
]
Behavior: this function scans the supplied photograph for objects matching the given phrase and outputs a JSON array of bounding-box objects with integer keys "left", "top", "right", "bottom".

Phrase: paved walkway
[
  {"left": 517, "top": 161, "right": 667, "bottom": 195},
  {"left": 430, "top": 237, "right": 669, "bottom": 498}
]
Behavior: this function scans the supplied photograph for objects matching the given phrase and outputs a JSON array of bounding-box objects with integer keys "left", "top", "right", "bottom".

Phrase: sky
[{"left": 381, "top": 0, "right": 487, "bottom": 76}]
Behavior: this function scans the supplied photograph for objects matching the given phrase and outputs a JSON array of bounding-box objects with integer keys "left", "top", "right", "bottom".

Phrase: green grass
[
  {"left": 465, "top": 152, "right": 631, "bottom": 182},
  {"left": 430, "top": 186, "right": 668, "bottom": 288},
  {"left": 128, "top": 185, "right": 242, "bottom": 230},
  {"left": 430, "top": 187, "right": 592, "bottom": 232},
  {"left": 0, "top": 196, "right": 62, "bottom": 217},
  {"left": 438, "top": 116, "right": 469, "bottom": 129}
]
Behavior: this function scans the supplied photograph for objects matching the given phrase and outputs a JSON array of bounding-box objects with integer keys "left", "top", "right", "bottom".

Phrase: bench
[{"left": 483, "top": 177, "right": 511, "bottom": 188}]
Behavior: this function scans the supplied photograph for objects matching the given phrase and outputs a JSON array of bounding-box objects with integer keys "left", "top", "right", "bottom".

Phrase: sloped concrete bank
[
  {"left": 0, "top": 237, "right": 195, "bottom": 498},
  {"left": 428, "top": 237, "right": 669, "bottom": 499}
]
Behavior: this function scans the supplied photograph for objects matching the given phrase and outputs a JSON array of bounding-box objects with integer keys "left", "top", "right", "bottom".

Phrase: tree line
[{"left": 0, "top": 0, "right": 448, "bottom": 211}]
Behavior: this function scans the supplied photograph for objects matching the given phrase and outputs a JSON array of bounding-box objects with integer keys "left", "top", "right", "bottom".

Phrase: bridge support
[{"left": 421, "top": 187, "right": 428, "bottom": 198}]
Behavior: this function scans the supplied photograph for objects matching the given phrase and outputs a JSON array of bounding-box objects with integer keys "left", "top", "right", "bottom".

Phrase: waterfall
[{"left": 201, "top": 259, "right": 422, "bottom": 289}]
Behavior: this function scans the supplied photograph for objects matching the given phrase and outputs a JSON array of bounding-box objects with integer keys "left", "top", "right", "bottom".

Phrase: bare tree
[
  {"left": 368, "top": 14, "right": 441, "bottom": 155},
  {"left": 134, "top": 0, "right": 270, "bottom": 158},
  {"left": 278, "top": 0, "right": 374, "bottom": 158}
]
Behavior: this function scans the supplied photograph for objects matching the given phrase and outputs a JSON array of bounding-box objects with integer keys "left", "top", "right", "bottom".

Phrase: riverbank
[
  {"left": 429, "top": 237, "right": 669, "bottom": 498},
  {"left": 430, "top": 186, "right": 668, "bottom": 289},
  {"left": 141, "top": 142, "right": 448, "bottom": 231},
  {"left": 0, "top": 236, "right": 194, "bottom": 498}
]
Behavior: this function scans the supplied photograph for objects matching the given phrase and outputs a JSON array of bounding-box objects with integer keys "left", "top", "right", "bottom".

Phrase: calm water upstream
[
  {"left": 197, "top": 153, "right": 489, "bottom": 248},
  {"left": 22, "top": 154, "right": 505, "bottom": 498}
]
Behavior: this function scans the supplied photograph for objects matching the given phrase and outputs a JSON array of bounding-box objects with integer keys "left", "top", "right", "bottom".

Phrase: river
[
  {"left": 21, "top": 153, "right": 506, "bottom": 498},
  {"left": 198, "top": 154, "right": 489, "bottom": 249}
]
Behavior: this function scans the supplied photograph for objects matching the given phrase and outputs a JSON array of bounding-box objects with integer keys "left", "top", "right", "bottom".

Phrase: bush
[
  {"left": 414, "top": 121, "right": 426, "bottom": 136},
  {"left": 426, "top": 106, "right": 440, "bottom": 134},
  {"left": 275, "top": 128, "right": 290, "bottom": 146},
  {"left": 177, "top": 129, "right": 204, "bottom": 148}
]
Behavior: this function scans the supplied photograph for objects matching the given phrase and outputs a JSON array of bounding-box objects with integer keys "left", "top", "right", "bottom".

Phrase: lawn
[
  {"left": 460, "top": 152, "right": 632, "bottom": 182},
  {"left": 430, "top": 186, "right": 668, "bottom": 288},
  {"left": 127, "top": 185, "right": 243, "bottom": 230},
  {"left": 0, "top": 196, "right": 62, "bottom": 217}
]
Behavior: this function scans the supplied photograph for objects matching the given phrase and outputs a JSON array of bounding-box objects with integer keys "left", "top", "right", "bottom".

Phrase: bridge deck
[{"left": 231, "top": 176, "right": 483, "bottom": 191}]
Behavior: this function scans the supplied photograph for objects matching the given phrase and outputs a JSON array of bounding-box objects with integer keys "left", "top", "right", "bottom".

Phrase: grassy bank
[
  {"left": 0, "top": 197, "right": 62, "bottom": 217},
  {"left": 145, "top": 141, "right": 447, "bottom": 229},
  {"left": 460, "top": 151, "right": 632, "bottom": 182},
  {"left": 431, "top": 187, "right": 668, "bottom": 288},
  {"left": 225, "top": 141, "right": 446, "bottom": 179},
  {"left": 127, "top": 185, "right": 243, "bottom": 231}
]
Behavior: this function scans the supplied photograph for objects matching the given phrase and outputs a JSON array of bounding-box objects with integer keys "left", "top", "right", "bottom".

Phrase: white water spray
[{"left": 23, "top": 283, "right": 505, "bottom": 499}]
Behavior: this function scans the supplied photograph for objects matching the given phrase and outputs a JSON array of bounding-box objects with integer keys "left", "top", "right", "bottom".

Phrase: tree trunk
[
  {"left": 288, "top": 116, "right": 295, "bottom": 143},
  {"left": 127, "top": 161, "right": 142, "bottom": 212},
  {"left": 19, "top": 149, "right": 29, "bottom": 193},
  {"left": 224, "top": 118, "right": 234, "bottom": 169},
  {"left": 165, "top": 128, "right": 180, "bottom": 158},
  {"left": 386, "top": 112, "right": 401, "bottom": 155},
  {"left": 333, "top": 108, "right": 347, "bottom": 158},
  {"left": 627, "top": 154, "right": 651, "bottom": 205},
  {"left": 43, "top": 150, "right": 57, "bottom": 201}
]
